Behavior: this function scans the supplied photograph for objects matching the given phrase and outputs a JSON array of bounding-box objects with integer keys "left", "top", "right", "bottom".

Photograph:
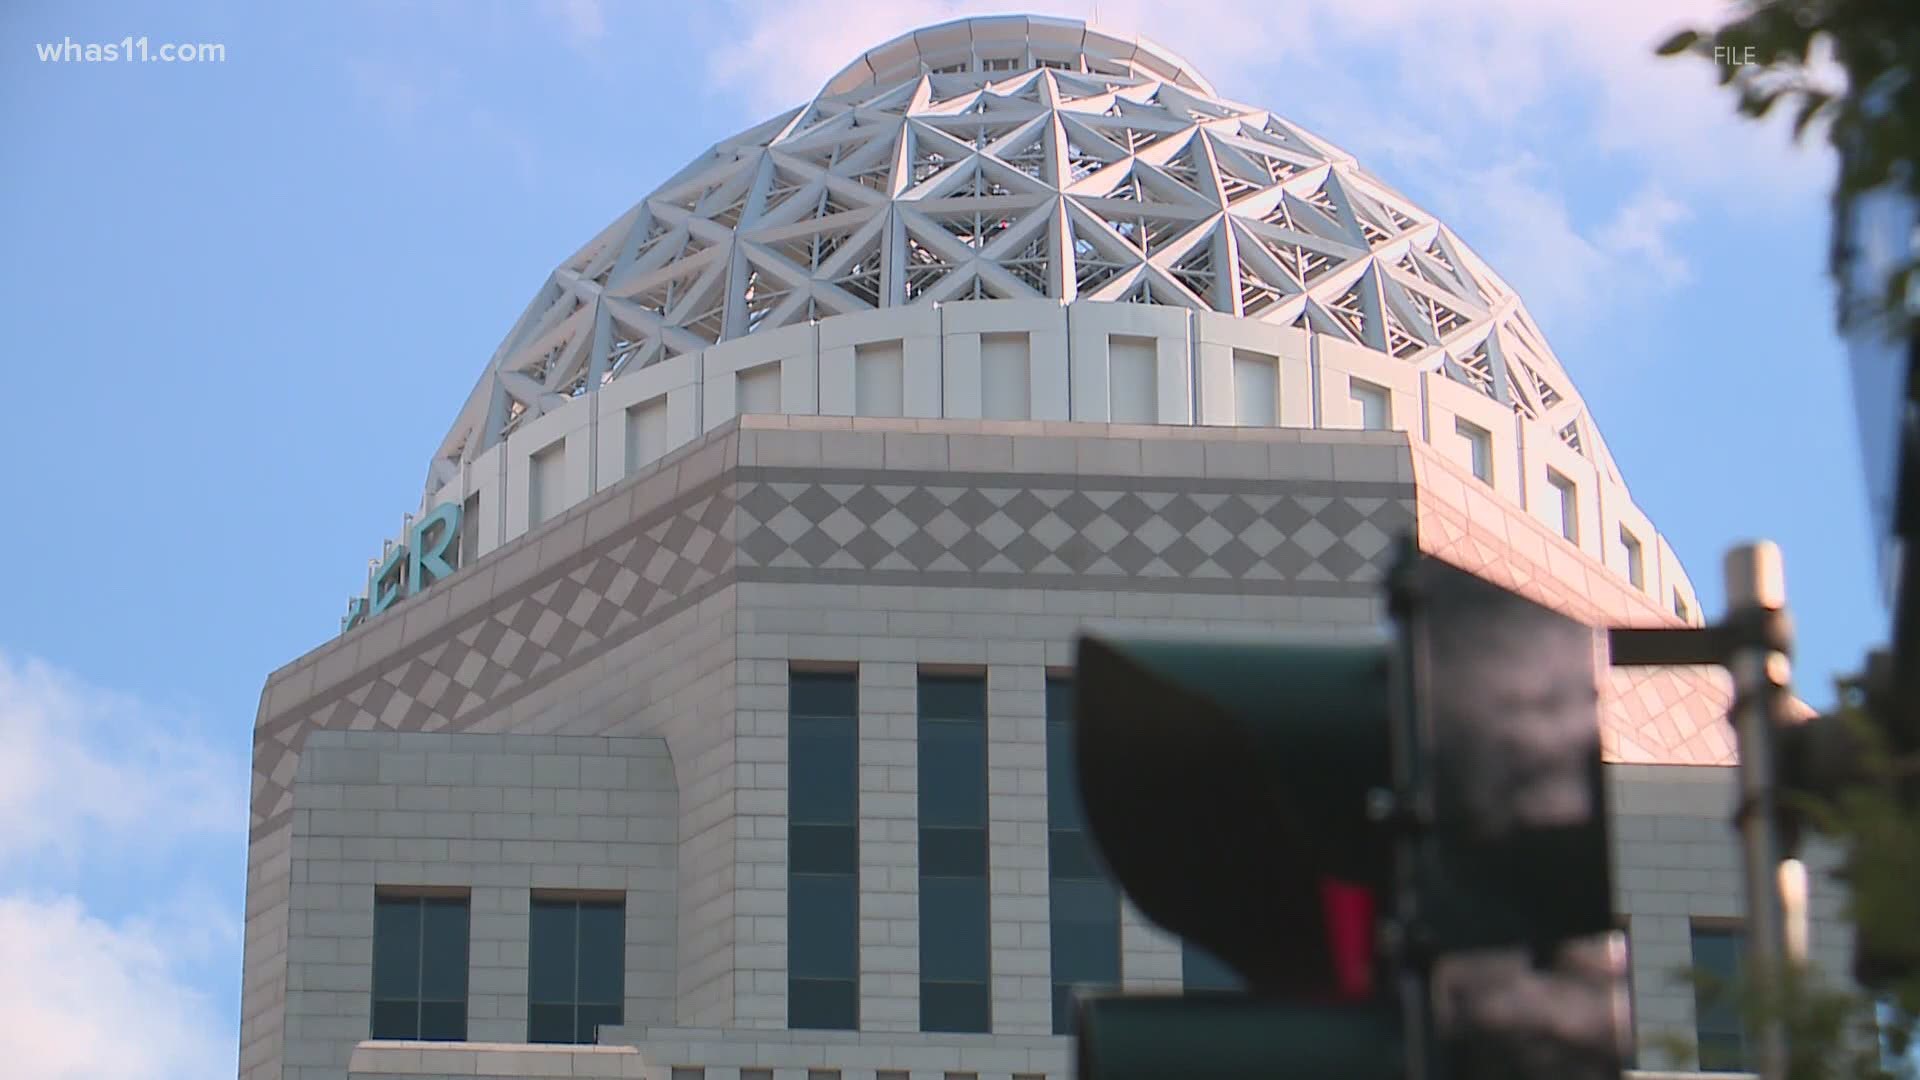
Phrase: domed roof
[{"left": 426, "top": 16, "right": 1618, "bottom": 494}]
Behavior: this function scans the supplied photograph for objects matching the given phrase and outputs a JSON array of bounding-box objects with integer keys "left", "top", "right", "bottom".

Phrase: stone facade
[{"left": 244, "top": 418, "right": 1833, "bottom": 1080}]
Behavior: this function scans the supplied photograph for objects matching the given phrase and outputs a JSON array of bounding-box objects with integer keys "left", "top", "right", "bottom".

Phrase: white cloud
[
  {"left": 1597, "top": 184, "right": 1694, "bottom": 288},
  {"left": 1444, "top": 158, "right": 1615, "bottom": 330},
  {"left": 0, "top": 652, "right": 243, "bottom": 1080},
  {"left": 700, "top": 0, "right": 1780, "bottom": 171},
  {"left": 0, "top": 896, "right": 234, "bottom": 1080},
  {"left": 705, "top": 0, "right": 1033, "bottom": 113},
  {"left": 0, "top": 653, "right": 243, "bottom": 865},
  {"left": 697, "top": 0, "right": 1828, "bottom": 336}
]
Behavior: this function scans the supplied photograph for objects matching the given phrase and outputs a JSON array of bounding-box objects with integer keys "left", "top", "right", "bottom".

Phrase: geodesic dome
[{"left": 425, "top": 15, "right": 1617, "bottom": 496}]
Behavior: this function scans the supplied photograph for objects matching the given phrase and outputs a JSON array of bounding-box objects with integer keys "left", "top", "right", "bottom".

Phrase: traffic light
[
  {"left": 1774, "top": 653, "right": 1920, "bottom": 997},
  {"left": 1070, "top": 550, "right": 1630, "bottom": 1080},
  {"left": 1612, "top": 541, "right": 1920, "bottom": 1012}
]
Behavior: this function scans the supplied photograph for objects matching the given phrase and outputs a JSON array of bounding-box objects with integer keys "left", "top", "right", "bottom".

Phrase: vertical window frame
[
  {"left": 917, "top": 670, "right": 992, "bottom": 1034},
  {"left": 1351, "top": 377, "right": 1392, "bottom": 431},
  {"left": 1454, "top": 416, "right": 1493, "bottom": 484},
  {"left": 1547, "top": 468, "right": 1579, "bottom": 543},
  {"left": 371, "top": 889, "right": 471, "bottom": 1042},
  {"left": 1690, "top": 919, "right": 1749, "bottom": 1072},
  {"left": 527, "top": 892, "right": 625, "bottom": 1044},
  {"left": 1621, "top": 526, "right": 1646, "bottom": 591},
  {"left": 788, "top": 667, "right": 861, "bottom": 1030}
]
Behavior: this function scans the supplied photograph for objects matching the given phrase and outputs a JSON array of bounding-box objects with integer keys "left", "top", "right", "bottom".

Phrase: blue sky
[{"left": 0, "top": 1, "right": 1892, "bottom": 1075}]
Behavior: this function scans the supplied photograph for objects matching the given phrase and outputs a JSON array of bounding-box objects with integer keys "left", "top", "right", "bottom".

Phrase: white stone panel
[
  {"left": 596, "top": 352, "right": 700, "bottom": 492},
  {"left": 1105, "top": 336, "right": 1155, "bottom": 424},
  {"left": 1317, "top": 336, "right": 1419, "bottom": 435},
  {"left": 1066, "top": 303, "right": 1188, "bottom": 424},
  {"left": 856, "top": 341, "right": 907, "bottom": 418},
  {"left": 981, "top": 333, "right": 1032, "bottom": 421},
  {"left": 1191, "top": 313, "right": 1310, "bottom": 429},
  {"left": 1524, "top": 421, "right": 1602, "bottom": 560},
  {"left": 504, "top": 404, "right": 590, "bottom": 546},
  {"left": 1421, "top": 371, "right": 1523, "bottom": 507},
  {"left": 704, "top": 323, "right": 819, "bottom": 432},
  {"left": 465, "top": 444, "right": 504, "bottom": 559},
  {"left": 1605, "top": 497, "right": 1665, "bottom": 603},
  {"left": 1231, "top": 350, "right": 1277, "bottom": 427}
]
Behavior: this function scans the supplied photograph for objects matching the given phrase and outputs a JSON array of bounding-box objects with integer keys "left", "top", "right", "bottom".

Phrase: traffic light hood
[{"left": 1072, "top": 634, "right": 1394, "bottom": 997}]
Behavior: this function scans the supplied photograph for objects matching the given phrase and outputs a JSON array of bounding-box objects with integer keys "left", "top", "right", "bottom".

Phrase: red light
[{"left": 1319, "top": 878, "right": 1377, "bottom": 1000}]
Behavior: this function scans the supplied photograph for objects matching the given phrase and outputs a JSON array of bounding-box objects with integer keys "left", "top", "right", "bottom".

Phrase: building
[
  {"left": 1836, "top": 167, "right": 1919, "bottom": 724},
  {"left": 240, "top": 16, "right": 1853, "bottom": 1079}
]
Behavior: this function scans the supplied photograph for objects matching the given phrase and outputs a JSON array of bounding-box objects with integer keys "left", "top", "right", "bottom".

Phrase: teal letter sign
[{"left": 341, "top": 501, "right": 465, "bottom": 634}]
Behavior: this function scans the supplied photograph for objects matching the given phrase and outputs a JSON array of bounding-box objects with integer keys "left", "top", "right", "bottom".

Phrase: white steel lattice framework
[{"left": 426, "top": 17, "right": 1620, "bottom": 495}]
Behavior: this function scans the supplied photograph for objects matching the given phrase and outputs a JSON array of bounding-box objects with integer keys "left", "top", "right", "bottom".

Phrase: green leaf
[
  {"left": 1655, "top": 28, "right": 1703, "bottom": 56},
  {"left": 1794, "top": 90, "right": 1834, "bottom": 139}
]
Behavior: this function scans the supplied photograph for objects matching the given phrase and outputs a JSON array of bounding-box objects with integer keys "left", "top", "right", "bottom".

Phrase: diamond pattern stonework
[
  {"left": 250, "top": 484, "right": 735, "bottom": 833},
  {"left": 733, "top": 474, "right": 1412, "bottom": 586}
]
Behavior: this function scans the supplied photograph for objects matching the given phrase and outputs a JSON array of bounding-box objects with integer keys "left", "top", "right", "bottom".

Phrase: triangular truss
[{"left": 438, "top": 58, "right": 1611, "bottom": 497}]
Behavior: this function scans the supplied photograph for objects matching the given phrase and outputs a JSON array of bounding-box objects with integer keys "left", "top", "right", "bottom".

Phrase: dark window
[
  {"left": 1046, "top": 677, "right": 1121, "bottom": 1034},
  {"left": 528, "top": 896, "right": 624, "bottom": 1043},
  {"left": 1692, "top": 922, "right": 1747, "bottom": 1071},
  {"left": 371, "top": 894, "right": 469, "bottom": 1040},
  {"left": 1182, "top": 941, "right": 1244, "bottom": 992},
  {"left": 919, "top": 673, "right": 991, "bottom": 1033},
  {"left": 789, "top": 670, "right": 860, "bottom": 1030}
]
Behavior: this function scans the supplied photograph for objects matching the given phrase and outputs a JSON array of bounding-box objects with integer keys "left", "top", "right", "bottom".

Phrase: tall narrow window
[
  {"left": 625, "top": 395, "right": 669, "bottom": 475},
  {"left": 855, "top": 341, "right": 905, "bottom": 418},
  {"left": 1108, "top": 336, "right": 1157, "bottom": 424},
  {"left": 1455, "top": 418, "right": 1492, "bottom": 484},
  {"left": 528, "top": 896, "right": 624, "bottom": 1044},
  {"left": 1351, "top": 378, "right": 1391, "bottom": 431},
  {"left": 371, "top": 892, "right": 469, "bottom": 1040},
  {"left": 1046, "top": 677, "right": 1120, "bottom": 1034},
  {"left": 1691, "top": 922, "right": 1747, "bottom": 1071},
  {"left": 1621, "top": 527, "right": 1646, "bottom": 591},
  {"left": 789, "top": 670, "right": 859, "bottom": 1030},
  {"left": 529, "top": 439, "right": 565, "bottom": 529},
  {"left": 981, "top": 333, "right": 1031, "bottom": 420},
  {"left": 1233, "top": 350, "right": 1278, "bottom": 427},
  {"left": 1548, "top": 469, "right": 1579, "bottom": 543},
  {"left": 919, "top": 673, "right": 990, "bottom": 1033},
  {"left": 1674, "top": 589, "right": 1691, "bottom": 622},
  {"left": 737, "top": 363, "right": 781, "bottom": 414}
]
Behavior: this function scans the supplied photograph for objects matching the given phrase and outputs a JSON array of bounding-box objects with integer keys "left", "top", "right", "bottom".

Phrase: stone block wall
[
  {"left": 283, "top": 732, "right": 678, "bottom": 1079},
  {"left": 247, "top": 419, "right": 1833, "bottom": 1080}
]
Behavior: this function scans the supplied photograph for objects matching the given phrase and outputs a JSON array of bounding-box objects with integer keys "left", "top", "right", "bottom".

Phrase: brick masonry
[
  {"left": 243, "top": 418, "right": 1827, "bottom": 1080},
  {"left": 285, "top": 733, "right": 678, "bottom": 1075}
]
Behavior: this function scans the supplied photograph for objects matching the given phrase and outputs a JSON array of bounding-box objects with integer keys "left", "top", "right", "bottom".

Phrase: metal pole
[
  {"left": 1385, "top": 539, "right": 1441, "bottom": 1080},
  {"left": 1723, "top": 542, "right": 1792, "bottom": 1080}
]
